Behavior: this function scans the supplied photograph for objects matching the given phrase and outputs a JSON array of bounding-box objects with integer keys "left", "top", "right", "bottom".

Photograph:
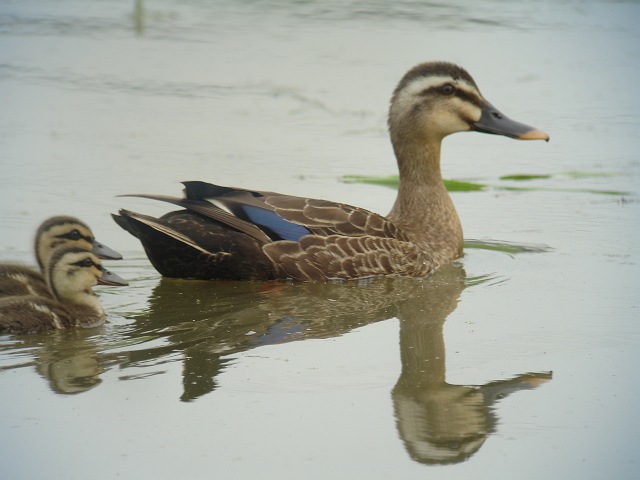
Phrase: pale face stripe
[
  {"left": 400, "top": 75, "right": 481, "bottom": 101},
  {"left": 390, "top": 74, "right": 485, "bottom": 131}
]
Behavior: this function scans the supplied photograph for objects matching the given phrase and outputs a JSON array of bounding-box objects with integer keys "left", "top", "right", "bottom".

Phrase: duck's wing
[
  {"left": 118, "top": 193, "right": 272, "bottom": 244},
  {"left": 181, "top": 181, "right": 408, "bottom": 241},
  {"left": 262, "top": 234, "right": 431, "bottom": 281},
  {"left": 112, "top": 209, "right": 277, "bottom": 280},
  {"left": 179, "top": 182, "right": 428, "bottom": 281},
  {"left": 112, "top": 209, "right": 216, "bottom": 255},
  {"left": 117, "top": 182, "right": 428, "bottom": 281}
]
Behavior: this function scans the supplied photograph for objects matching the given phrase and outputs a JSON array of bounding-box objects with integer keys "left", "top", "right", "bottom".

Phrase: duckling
[
  {"left": 113, "top": 61, "right": 549, "bottom": 281},
  {"left": 0, "top": 216, "right": 122, "bottom": 298},
  {"left": 0, "top": 245, "right": 128, "bottom": 334}
]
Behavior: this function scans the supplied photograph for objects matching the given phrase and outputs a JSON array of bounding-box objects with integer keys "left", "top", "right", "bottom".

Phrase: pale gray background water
[{"left": 1, "top": 1, "right": 639, "bottom": 479}]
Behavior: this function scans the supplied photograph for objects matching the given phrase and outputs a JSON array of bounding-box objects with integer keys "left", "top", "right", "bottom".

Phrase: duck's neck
[{"left": 387, "top": 139, "right": 463, "bottom": 265}]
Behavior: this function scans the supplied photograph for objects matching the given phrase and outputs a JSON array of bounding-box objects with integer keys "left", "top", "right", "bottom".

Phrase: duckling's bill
[
  {"left": 473, "top": 101, "right": 549, "bottom": 142},
  {"left": 92, "top": 240, "right": 123, "bottom": 260},
  {"left": 98, "top": 268, "right": 128, "bottom": 286}
]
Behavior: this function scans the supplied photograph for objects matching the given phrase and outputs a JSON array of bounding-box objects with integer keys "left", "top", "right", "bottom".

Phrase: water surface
[{"left": 1, "top": 1, "right": 639, "bottom": 479}]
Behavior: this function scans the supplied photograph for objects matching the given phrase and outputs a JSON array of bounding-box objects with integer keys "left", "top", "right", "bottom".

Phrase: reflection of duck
[
  {"left": 0, "top": 246, "right": 128, "bottom": 334},
  {"left": 10, "top": 258, "right": 551, "bottom": 462},
  {"left": 115, "top": 275, "right": 421, "bottom": 401},
  {"left": 114, "top": 262, "right": 548, "bottom": 410},
  {"left": 0, "top": 216, "right": 122, "bottom": 298},
  {"left": 121, "top": 263, "right": 549, "bottom": 463},
  {"left": 392, "top": 275, "right": 551, "bottom": 464},
  {"left": 113, "top": 61, "right": 548, "bottom": 281}
]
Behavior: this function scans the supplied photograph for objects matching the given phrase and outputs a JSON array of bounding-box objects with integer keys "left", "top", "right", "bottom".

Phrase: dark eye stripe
[
  {"left": 419, "top": 85, "right": 483, "bottom": 107},
  {"left": 72, "top": 258, "right": 98, "bottom": 268},
  {"left": 58, "top": 232, "right": 93, "bottom": 242},
  {"left": 454, "top": 88, "right": 483, "bottom": 107}
]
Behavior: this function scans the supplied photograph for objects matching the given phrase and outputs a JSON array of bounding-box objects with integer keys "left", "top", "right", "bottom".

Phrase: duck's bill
[
  {"left": 473, "top": 102, "right": 549, "bottom": 141},
  {"left": 92, "top": 240, "right": 123, "bottom": 260},
  {"left": 98, "top": 268, "right": 129, "bottom": 286}
]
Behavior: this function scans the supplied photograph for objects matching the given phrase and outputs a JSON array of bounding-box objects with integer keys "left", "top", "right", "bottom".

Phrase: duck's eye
[{"left": 440, "top": 84, "right": 456, "bottom": 95}]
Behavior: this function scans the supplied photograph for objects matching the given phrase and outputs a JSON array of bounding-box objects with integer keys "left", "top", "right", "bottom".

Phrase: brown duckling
[
  {"left": 0, "top": 216, "right": 122, "bottom": 298},
  {"left": 113, "top": 61, "right": 548, "bottom": 281},
  {"left": 0, "top": 245, "right": 128, "bottom": 334}
]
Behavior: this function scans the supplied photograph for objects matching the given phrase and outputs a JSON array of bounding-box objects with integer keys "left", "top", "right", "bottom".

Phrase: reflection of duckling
[
  {"left": 0, "top": 216, "right": 122, "bottom": 298},
  {"left": 36, "top": 331, "right": 103, "bottom": 394},
  {"left": 0, "top": 246, "right": 128, "bottom": 334}
]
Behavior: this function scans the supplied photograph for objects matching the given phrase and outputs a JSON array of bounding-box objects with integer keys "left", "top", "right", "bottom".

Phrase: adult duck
[
  {"left": 0, "top": 216, "right": 122, "bottom": 297},
  {"left": 113, "top": 61, "right": 548, "bottom": 281},
  {"left": 0, "top": 245, "right": 128, "bottom": 334}
]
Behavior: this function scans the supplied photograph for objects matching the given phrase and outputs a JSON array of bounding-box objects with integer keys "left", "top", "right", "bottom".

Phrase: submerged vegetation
[{"left": 342, "top": 171, "right": 629, "bottom": 196}]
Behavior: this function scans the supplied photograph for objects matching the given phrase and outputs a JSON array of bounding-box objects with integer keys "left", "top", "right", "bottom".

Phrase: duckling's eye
[
  {"left": 79, "top": 258, "right": 95, "bottom": 268},
  {"left": 64, "top": 230, "right": 83, "bottom": 241},
  {"left": 440, "top": 84, "right": 456, "bottom": 95}
]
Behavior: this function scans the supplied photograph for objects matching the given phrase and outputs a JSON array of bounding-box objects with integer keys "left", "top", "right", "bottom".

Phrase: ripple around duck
[
  {"left": 461, "top": 239, "right": 552, "bottom": 288},
  {"left": 464, "top": 272, "right": 508, "bottom": 288},
  {"left": 464, "top": 239, "right": 553, "bottom": 256},
  {"left": 0, "top": 341, "right": 39, "bottom": 370}
]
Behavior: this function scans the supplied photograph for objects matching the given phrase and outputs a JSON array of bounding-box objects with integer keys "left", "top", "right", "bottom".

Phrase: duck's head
[
  {"left": 46, "top": 245, "right": 128, "bottom": 304},
  {"left": 388, "top": 61, "right": 549, "bottom": 145},
  {"left": 35, "top": 216, "right": 123, "bottom": 271}
]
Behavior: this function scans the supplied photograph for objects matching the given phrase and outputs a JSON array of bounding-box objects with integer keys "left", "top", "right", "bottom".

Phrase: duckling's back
[
  {"left": 0, "top": 264, "right": 51, "bottom": 298},
  {"left": 0, "top": 295, "right": 75, "bottom": 334}
]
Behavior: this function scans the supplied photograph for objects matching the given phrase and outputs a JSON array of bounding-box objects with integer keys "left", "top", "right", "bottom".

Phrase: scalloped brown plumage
[{"left": 113, "top": 61, "right": 548, "bottom": 282}]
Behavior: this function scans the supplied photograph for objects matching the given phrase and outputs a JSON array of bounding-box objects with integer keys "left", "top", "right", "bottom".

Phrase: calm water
[{"left": 1, "top": 0, "right": 639, "bottom": 478}]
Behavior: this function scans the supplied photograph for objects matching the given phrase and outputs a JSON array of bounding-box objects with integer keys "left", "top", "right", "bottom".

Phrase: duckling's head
[
  {"left": 46, "top": 245, "right": 128, "bottom": 306},
  {"left": 35, "top": 216, "right": 122, "bottom": 271},
  {"left": 388, "top": 61, "right": 549, "bottom": 145}
]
